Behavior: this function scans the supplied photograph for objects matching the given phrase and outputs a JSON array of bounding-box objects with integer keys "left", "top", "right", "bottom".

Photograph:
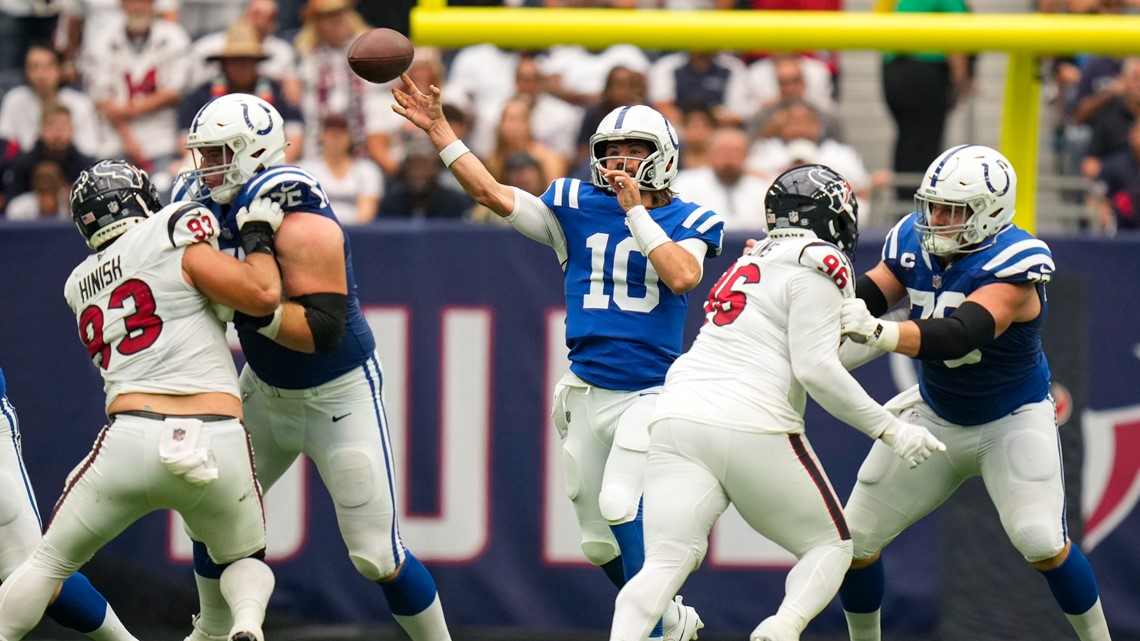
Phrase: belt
[{"left": 111, "top": 410, "right": 235, "bottom": 422}]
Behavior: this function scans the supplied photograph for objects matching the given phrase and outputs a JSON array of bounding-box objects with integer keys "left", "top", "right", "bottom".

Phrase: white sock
[
  {"left": 391, "top": 594, "right": 452, "bottom": 641},
  {"left": 1065, "top": 599, "right": 1112, "bottom": 641},
  {"left": 86, "top": 604, "right": 140, "bottom": 641},
  {"left": 192, "top": 572, "right": 232, "bottom": 639},
  {"left": 844, "top": 609, "right": 881, "bottom": 641},
  {"left": 219, "top": 559, "right": 275, "bottom": 639}
]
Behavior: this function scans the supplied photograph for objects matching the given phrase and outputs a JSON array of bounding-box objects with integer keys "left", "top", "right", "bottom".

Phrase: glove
[
  {"left": 841, "top": 298, "right": 900, "bottom": 351},
  {"left": 880, "top": 418, "right": 946, "bottom": 469},
  {"left": 236, "top": 197, "right": 285, "bottom": 232},
  {"left": 236, "top": 197, "right": 283, "bottom": 257}
]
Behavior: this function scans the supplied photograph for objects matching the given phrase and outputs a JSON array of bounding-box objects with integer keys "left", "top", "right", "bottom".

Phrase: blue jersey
[
  {"left": 542, "top": 179, "right": 724, "bottom": 390},
  {"left": 882, "top": 214, "right": 1054, "bottom": 425},
  {"left": 174, "top": 166, "right": 376, "bottom": 389},
  {"left": 0, "top": 364, "right": 6, "bottom": 399}
]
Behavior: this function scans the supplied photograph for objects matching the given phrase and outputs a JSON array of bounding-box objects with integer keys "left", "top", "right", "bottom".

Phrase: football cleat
[
  {"left": 662, "top": 595, "right": 704, "bottom": 641},
  {"left": 229, "top": 630, "right": 263, "bottom": 641},
  {"left": 183, "top": 615, "right": 230, "bottom": 641}
]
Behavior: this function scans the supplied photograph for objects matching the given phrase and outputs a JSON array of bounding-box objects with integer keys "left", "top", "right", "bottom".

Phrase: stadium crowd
[{"left": 0, "top": 0, "right": 1136, "bottom": 230}]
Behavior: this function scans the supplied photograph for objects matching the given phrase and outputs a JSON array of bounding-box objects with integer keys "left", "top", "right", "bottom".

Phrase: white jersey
[
  {"left": 63, "top": 202, "right": 239, "bottom": 409},
  {"left": 653, "top": 230, "right": 895, "bottom": 438}
]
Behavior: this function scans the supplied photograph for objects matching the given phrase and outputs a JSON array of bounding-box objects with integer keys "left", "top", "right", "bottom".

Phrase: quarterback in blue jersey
[
  {"left": 173, "top": 93, "right": 454, "bottom": 641},
  {"left": 0, "top": 366, "right": 139, "bottom": 641},
  {"left": 393, "top": 76, "right": 721, "bottom": 640},
  {"left": 833, "top": 145, "right": 1112, "bottom": 641}
]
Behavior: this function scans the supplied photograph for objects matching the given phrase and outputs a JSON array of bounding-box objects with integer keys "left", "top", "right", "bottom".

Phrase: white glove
[
  {"left": 236, "top": 197, "right": 285, "bottom": 232},
  {"left": 880, "top": 418, "right": 946, "bottom": 468},
  {"left": 841, "top": 298, "right": 900, "bottom": 351}
]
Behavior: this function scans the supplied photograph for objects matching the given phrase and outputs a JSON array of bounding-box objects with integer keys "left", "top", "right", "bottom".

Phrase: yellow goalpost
[{"left": 409, "top": 3, "right": 1140, "bottom": 233}]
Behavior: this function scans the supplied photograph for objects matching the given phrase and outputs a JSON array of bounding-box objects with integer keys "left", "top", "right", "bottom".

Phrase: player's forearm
[
  {"left": 647, "top": 243, "right": 702, "bottom": 294},
  {"left": 270, "top": 302, "right": 318, "bottom": 353},
  {"left": 798, "top": 360, "right": 895, "bottom": 439},
  {"left": 441, "top": 142, "right": 515, "bottom": 216}
]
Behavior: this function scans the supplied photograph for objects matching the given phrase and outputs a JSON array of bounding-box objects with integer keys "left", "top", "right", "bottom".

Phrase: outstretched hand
[{"left": 391, "top": 73, "right": 443, "bottom": 133}]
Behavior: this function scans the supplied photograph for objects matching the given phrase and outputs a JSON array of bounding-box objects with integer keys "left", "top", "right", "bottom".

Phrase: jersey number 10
[{"left": 581, "top": 232, "right": 660, "bottom": 313}]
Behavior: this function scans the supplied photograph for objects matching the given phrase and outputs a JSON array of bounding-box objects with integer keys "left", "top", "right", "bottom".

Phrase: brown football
[{"left": 347, "top": 28, "right": 414, "bottom": 84}]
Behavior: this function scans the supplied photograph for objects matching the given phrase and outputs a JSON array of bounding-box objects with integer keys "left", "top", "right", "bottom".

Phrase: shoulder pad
[
  {"left": 799, "top": 241, "right": 855, "bottom": 298},
  {"left": 241, "top": 166, "right": 330, "bottom": 213},
  {"left": 165, "top": 202, "right": 221, "bottom": 249},
  {"left": 978, "top": 237, "right": 1055, "bottom": 284}
]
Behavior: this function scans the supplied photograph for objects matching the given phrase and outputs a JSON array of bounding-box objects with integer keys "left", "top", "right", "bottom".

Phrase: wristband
[
  {"left": 234, "top": 305, "right": 283, "bottom": 340},
  {"left": 625, "top": 205, "right": 670, "bottom": 256},
  {"left": 239, "top": 221, "right": 275, "bottom": 257},
  {"left": 439, "top": 140, "right": 471, "bottom": 168},
  {"left": 867, "top": 320, "right": 900, "bottom": 352}
]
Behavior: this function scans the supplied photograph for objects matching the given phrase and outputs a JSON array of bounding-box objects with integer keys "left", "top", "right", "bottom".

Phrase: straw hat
[{"left": 207, "top": 20, "right": 269, "bottom": 62}]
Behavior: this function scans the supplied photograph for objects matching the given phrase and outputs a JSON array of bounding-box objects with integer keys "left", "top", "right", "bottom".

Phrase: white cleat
[
  {"left": 749, "top": 615, "right": 799, "bottom": 641},
  {"left": 183, "top": 616, "right": 231, "bottom": 641},
  {"left": 662, "top": 595, "right": 704, "bottom": 641},
  {"left": 229, "top": 630, "right": 264, "bottom": 641}
]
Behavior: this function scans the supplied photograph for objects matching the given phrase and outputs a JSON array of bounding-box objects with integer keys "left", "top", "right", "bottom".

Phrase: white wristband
[
  {"left": 439, "top": 140, "right": 470, "bottom": 168},
  {"left": 625, "top": 205, "right": 670, "bottom": 256},
  {"left": 867, "top": 320, "right": 900, "bottom": 352},
  {"left": 257, "top": 305, "right": 284, "bottom": 340}
]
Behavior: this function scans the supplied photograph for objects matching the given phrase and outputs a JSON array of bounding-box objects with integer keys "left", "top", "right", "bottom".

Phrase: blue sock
[
  {"left": 193, "top": 539, "right": 224, "bottom": 578},
  {"left": 380, "top": 552, "right": 439, "bottom": 616},
  {"left": 43, "top": 573, "right": 107, "bottom": 633},
  {"left": 609, "top": 503, "right": 663, "bottom": 637},
  {"left": 839, "top": 556, "right": 885, "bottom": 614},
  {"left": 1040, "top": 545, "right": 1100, "bottom": 615},
  {"left": 602, "top": 556, "right": 626, "bottom": 589}
]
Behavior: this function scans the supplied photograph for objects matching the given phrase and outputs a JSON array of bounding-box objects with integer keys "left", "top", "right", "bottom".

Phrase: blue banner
[{"left": 0, "top": 221, "right": 1136, "bottom": 636}]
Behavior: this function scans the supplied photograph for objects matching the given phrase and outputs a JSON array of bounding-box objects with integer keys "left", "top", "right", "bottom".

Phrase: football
[{"left": 347, "top": 28, "right": 414, "bottom": 84}]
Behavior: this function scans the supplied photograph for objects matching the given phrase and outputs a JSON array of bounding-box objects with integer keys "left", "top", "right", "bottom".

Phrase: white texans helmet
[
  {"left": 589, "top": 105, "right": 680, "bottom": 193},
  {"left": 183, "top": 93, "right": 286, "bottom": 204},
  {"left": 914, "top": 144, "right": 1016, "bottom": 256}
]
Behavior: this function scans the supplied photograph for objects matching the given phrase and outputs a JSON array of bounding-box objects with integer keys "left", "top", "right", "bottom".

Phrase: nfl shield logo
[
  {"left": 108, "top": 201, "right": 120, "bottom": 214},
  {"left": 173, "top": 428, "right": 186, "bottom": 441},
  {"left": 932, "top": 274, "right": 942, "bottom": 289},
  {"left": 565, "top": 411, "right": 571, "bottom": 424}
]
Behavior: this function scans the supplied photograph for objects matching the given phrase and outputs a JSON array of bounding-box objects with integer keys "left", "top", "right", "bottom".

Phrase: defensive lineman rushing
[
  {"left": 0, "top": 365, "right": 139, "bottom": 641},
  {"left": 0, "top": 160, "right": 279, "bottom": 641},
  {"left": 393, "top": 76, "right": 719, "bottom": 639},
  {"left": 173, "top": 93, "right": 453, "bottom": 641},
  {"left": 609, "top": 165, "right": 945, "bottom": 641},
  {"left": 834, "top": 145, "right": 1113, "bottom": 641}
]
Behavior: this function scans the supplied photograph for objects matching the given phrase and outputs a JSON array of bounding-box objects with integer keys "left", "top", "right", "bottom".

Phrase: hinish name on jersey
[{"left": 78, "top": 255, "right": 123, "bottom": 303}]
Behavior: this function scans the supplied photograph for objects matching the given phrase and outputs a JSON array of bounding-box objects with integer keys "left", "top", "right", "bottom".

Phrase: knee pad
[
  {"left": 326, "top": 445, "right": 376, "bottom": 508},
  {"left": 581, "top": 537, "right": 620, "bottom": 567},
  {"left": 349, "top": 545, "right": 398, "bottom": 582},
  {"left": 1009, "top": 517, "right": 1065, "bottom": 563},
  {"left": 598, "top": 481, "right": 640, "bottom": 524},
  {"left": 645, "top": 537, "right": 703, "bottom": 572}
]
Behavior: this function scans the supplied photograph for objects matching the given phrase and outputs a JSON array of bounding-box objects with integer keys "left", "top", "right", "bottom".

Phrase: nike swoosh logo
[
  {"left": 332, "top": 413, "right": 352, "bottom": 423},
  {"left": 1011, "top": 407, "right": 1032, "bottom": 415}
]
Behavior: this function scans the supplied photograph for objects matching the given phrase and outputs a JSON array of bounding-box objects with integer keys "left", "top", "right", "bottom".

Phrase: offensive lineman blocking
[{"left": 836, "top": 144, "right": 1113, "bottom": 641}]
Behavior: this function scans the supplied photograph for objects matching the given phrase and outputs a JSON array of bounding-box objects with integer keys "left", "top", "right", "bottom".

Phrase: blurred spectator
[
  {"left": 59, "top": 0, "right": 179, "bottom": 82},
  {"left": 0, "top": 45, "right": 100, "bottom": 156},
  {"left": 3, "top": 103, "right": 95, "bottom": 202},
  {"left": 1092, "top": 118, "right": 1140, "bottom": 232},
  {"left": 0, "top": 0, "right": 61, "bottom": 73},
  {"left": 3, "top": 159, "right": 70, "bottom": 220},
  {"left": 81, "top": 0, "right": 190, "bottom": 194},
  {"left": 355, "top": 0, "right": 413, "bottom": 37},
  {"left": 746, "top": 99, "right": 874, "bottom": 222},
  {"left": 371, "top": 46, "right": 449, "bottom": 176},
  {"left": 672, "top": 126, "right": 768, "bottom": 230},
  {"left": 746, "top": 0, "right": 842, "bottom": 91},
  {"left": 880, "top": 0, "right": 971, "bottom": 200},
  {"left": 676, "top": 102, "right": 717, "bottom": 170},
  {"left": 445, "top": 43, "right": 519, "bottom": 158},
  {"left": 647, "top": 50, "right": 751, "bottom": 127},
  {"left": 377, "top": 140, "right": 474, "bottom": 220},
  {"left": 189, "top": 0, "right": 302, "bottom": 105},
  {"left": 746, "top": 53, "right": 842, "bottom": 142},
  {"left": 514, "top": 54, "right": 583, "bottom": 164},
  {"left": 573, "top": 64, "right": 648, "bottom": 176},
  {"left": 177, "top": 20, "right": 304, "bottom": 164},
  {"left": 469, "top": 150, "right": 546, "bottom": 224},
  {"left": 299, "top": 114, "right": 382, "bottom": 225},
  {"left": 487, "top": 95, "right": 567, "bottom": 187},
  {"left": 0, "top": 136, "right": 21, "bottom": 214},
  {"left": 178, "top": 0, "right": 244, "bottom": 39},
  {"left": 543, "top": 44, "right": 649, "bottom": 108},
  {"left": 294, "top": 0, "right": 392, "bottom": 177},
  {"left": 1083, "top": 56, "right": 1140, "bottom": 180}
]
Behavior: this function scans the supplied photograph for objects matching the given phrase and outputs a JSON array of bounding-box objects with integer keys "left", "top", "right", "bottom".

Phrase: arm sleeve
[
  {"left": 914, "top": 301, "right": 997, "bottom": 360},
  {"left": 505, "top": 186, "right": 569, "bottom": 269},
  {"left": 855, "top": 273, "right": 890, "bottom": 317},
  {"left": 786, "top": 271, "right": 896, "bottom": 439}
]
